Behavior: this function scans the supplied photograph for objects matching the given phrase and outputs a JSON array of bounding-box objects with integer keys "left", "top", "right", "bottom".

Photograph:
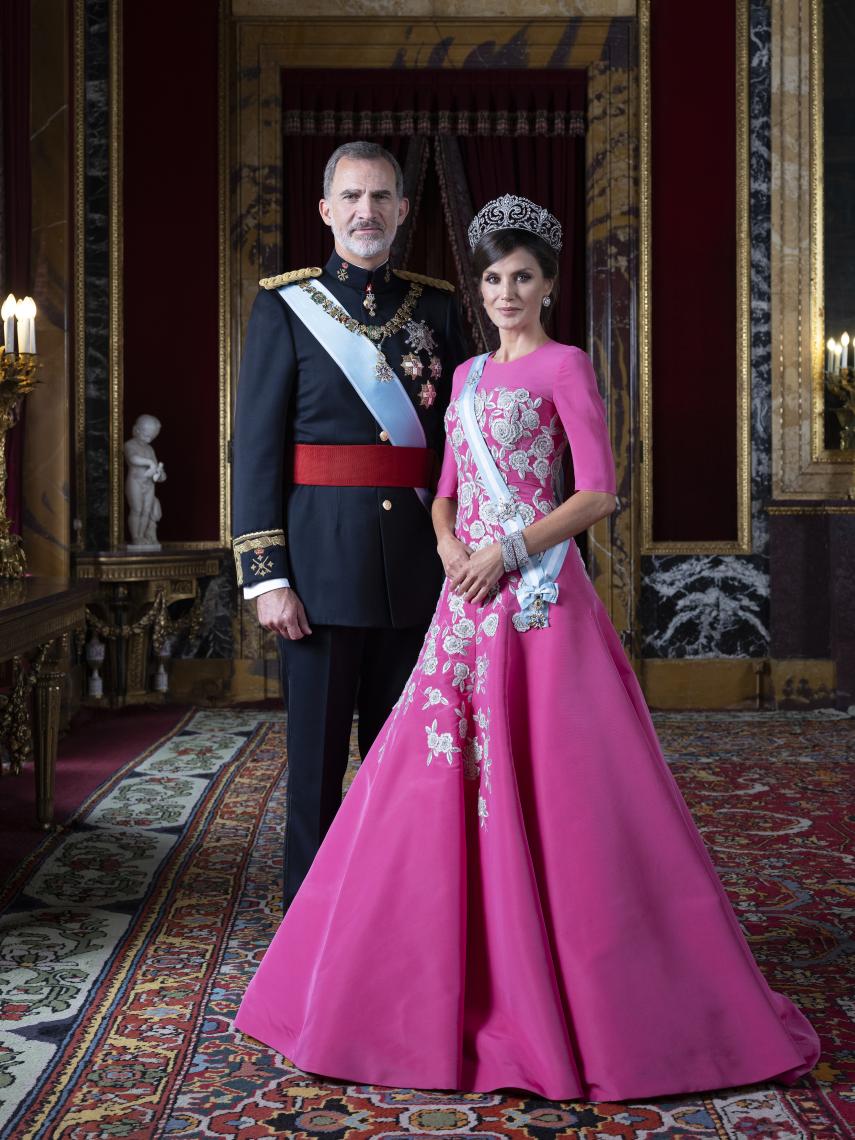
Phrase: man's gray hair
[{"left": 323, "top": 141, "right": 404, "bottom": 200}]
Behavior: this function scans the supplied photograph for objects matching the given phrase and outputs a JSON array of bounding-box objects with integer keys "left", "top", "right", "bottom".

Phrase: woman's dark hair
[{"left": 471, "top": 228, "right": 560, "bottom": 324}]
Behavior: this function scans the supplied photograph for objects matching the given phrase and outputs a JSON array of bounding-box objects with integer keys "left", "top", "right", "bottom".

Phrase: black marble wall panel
[
  {"left": 82, "top": 0, "right": 110, "bottom": 551},
  {"left": 639, "top": 0, "right": 772, "bottom": 659},
  {"left": 769, "top": 515, "right": 831, "bottom": 659},
  {"left": 829, "top": 518, "right": 855, "bottom": 707},
  {"left": 639, "top": 554, "right": 769, "bottom": 658},
  {"left": 749, "top": 0, "right": 772, "bottom": 557}
]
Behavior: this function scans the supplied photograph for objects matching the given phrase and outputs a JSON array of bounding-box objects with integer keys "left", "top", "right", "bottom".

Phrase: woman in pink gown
[{"left": 235, "top": 197, "right": 819, "bottom": 1101}]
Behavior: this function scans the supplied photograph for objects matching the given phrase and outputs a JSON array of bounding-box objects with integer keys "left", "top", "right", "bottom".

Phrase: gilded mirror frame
[{"left": 771, "top": 0, "right": 855, "bottom": 499}]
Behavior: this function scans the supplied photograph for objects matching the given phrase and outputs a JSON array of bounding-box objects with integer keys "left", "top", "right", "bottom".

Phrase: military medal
[
  {"left": 299, "top": 281, "right": 424, "bottom": 384},
  {"left": 363, "top": 282, "right": 377, "bottom": 317},
  {"left": 404, "top": 319, "right": 437, "bottom": 355},
  {"left": 375, "top": 349, "right": 395, "bottom": 383},
  {"left": 418, "top": 381, "right": 437, "bottom": 408},
  {"left": 402, "top": 353, "right": 423, "bottom": 378},
  {"left": 429, "top": 356, "right": 442, "bottom": 380},
  {"left": 337, "top": 261, "right": 349, "bottom": 282}
]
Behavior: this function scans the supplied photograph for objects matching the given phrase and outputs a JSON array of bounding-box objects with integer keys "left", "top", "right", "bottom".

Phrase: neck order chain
[{"left": 299, "top": 280, "right": 424, "bottom": 381}]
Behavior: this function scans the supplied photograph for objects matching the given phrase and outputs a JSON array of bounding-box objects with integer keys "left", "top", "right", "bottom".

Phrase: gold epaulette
[
  {"left": 259, "top": 267, "right": 323, "bottom": 290},
  {"left": 393, "top": 269, "right": 455, "bottom": 293}
]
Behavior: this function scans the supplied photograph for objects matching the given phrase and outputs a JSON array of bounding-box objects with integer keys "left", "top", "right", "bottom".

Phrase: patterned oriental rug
[{"left": 0, "top": 709, "right": 852, "bottom": 1139}]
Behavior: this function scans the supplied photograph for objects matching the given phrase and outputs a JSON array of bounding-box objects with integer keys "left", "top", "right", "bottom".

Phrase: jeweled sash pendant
[
  {"left": 511, "top": 592, "right": 553, "bottom": 632},
  {"left": 375, "top": 355, "right": 395, "bottom": 383},
  {"left": 363, "top": 282, "right": 377, "bottom": 317}
]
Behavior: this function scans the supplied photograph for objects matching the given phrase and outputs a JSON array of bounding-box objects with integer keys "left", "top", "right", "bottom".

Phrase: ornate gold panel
[{"left": 228, "top": 12, "right": 638, "bottom": 648}]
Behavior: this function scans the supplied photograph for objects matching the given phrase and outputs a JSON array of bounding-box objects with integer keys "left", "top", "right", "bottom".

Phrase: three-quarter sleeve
[
  {"left": 553, "top": 348, "right": 616, "bottom": 495},
  {"left": 435, "top": 442, "right": 458, "bottom": 499}
]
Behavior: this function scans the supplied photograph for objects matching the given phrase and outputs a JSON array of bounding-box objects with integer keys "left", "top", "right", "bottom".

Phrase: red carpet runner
[{"left": 0, "top": 709, "right": 851, "bottom": 1138}]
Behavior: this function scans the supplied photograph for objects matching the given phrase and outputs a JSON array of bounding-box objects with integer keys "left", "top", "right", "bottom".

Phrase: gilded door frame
[{"left": 227, "top": 13, "right": 640, "bottom": 650}]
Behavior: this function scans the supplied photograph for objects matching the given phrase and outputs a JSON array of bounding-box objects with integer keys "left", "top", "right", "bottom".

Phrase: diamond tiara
[{"left": 467, "top": 194, "right": 563, "bottom": 253}]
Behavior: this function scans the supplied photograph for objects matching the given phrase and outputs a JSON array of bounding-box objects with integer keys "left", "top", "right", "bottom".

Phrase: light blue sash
[
  {"left": 278, "top": 280, "right": 430, "bottom": 509},
  {"left": 458, "top": 353, "right": 570, "bottom": 631}
]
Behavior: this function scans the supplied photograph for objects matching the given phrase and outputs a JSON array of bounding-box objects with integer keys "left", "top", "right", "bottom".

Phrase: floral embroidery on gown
[{"left": 235, "top": 343, "right": 819, "bottom": 1101}]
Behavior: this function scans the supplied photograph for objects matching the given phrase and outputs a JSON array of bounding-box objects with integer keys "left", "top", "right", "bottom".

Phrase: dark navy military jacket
[{"left": 232, "top": 252, "right": 468, "bottom": 629}]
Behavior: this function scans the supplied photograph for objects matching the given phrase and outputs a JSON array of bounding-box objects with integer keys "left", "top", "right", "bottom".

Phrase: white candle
[
  {"left": 835, "top": 344, "right": 843, "bottom": 374},
  {"left": 842, "top": 331, "right": 850, "bottom": 370},
  {"left": 1, "top": 293, "right": 16, "bottom": 353},
  {"left": 827, "top": 337, "right": 836, "bottom": 372},
  {"left": 20, "top": 297, "right": 36, "bottom": 353},
  {"left": 15, "top": 298, "right": 28, "bottom": 356}
]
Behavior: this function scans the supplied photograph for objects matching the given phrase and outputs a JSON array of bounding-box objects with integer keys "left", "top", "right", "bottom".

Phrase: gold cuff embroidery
[{"left": 232, "top": 530, "right": 287, "bottom": 586}]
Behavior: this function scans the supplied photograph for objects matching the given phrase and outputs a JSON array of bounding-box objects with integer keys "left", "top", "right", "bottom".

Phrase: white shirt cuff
[{"left": 243, "top": 577, "right": 291, "bottom": 599}]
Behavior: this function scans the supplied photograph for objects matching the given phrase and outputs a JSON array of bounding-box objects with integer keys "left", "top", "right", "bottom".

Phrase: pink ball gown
[{"left": 235, "top": 342, "right": 819, "bottom": 1101}]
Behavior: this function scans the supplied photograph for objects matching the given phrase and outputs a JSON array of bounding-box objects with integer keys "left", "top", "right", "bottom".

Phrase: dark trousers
[{"left": 278, "top": 623, "right": 426, "bottom": 908}]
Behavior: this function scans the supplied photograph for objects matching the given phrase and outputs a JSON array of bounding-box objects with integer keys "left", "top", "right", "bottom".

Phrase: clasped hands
[
  {"left": 259, "top": 534, "right": 505, "bottom": 636},
  {"left": 437, "top": 533, "right": 504, "bottom": 606}
]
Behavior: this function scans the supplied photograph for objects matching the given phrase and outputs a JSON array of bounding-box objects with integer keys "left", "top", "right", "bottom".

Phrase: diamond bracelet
[{"left": 500, "top": 530, "right": 531, "bottom": 573}]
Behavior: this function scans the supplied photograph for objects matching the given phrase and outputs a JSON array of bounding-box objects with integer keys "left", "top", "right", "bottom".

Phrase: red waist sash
[{"left": 290, "top": 444, "right": 437, "bottom": 489}]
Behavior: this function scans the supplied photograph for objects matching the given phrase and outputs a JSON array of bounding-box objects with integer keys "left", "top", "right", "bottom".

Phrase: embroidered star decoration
[
  {"left": 429, "top": 356, "right": 442, "bottom": 379},
  {"left": 418, "top": 381, "right": 437, "bottom": 408},
  {"left": 404, "top": 319, "right": 437, "bottom": 355},
  {"left": 401, "top": 353, "right": 423, "bottom": 379}
]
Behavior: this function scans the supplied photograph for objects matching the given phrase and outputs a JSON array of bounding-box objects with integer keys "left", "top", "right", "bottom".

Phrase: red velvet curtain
[
  {"left": 457, "top": 135, "right": 585, "bottom": 349},
  {"left": 281, "top": 69, "right": 586, "bottom": 352},
  {"left": 1, "top": 0, "right": 32, "bottom": 540}
]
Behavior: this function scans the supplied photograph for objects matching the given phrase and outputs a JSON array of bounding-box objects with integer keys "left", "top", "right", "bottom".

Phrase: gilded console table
[
  {"left": 0, "top": 578, "right": 96, "bottom": 827},
  {"left": 75, "top": 547, "right": 225, "bottom": 706}
]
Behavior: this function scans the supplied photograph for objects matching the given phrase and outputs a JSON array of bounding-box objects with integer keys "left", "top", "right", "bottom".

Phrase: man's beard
[{"left": 332, "top": 219, "right": 393, "bottom": 260}]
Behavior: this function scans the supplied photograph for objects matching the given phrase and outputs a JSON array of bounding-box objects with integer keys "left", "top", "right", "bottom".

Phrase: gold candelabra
[
  {"left": 824, "top": 367, "right": 855, "bottom": 451},
  {"left": 0, "top": 347, "right": 40, "bottom": 577}
]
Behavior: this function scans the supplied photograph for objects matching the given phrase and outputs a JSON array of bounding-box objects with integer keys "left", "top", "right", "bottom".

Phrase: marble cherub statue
[{"left": 124, "top": 414, "right": 167, "bottom": 548}]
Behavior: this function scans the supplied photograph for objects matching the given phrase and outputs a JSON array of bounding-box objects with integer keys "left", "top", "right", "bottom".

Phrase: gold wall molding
[
  {"left": 767, "top": 503, "right": 855, "bottom": 515},
  {"left": 638, "top": 0, "right": 752, "bottom": 554},
  {"left": 73, "top": 0, "right": 86, "bottom": 548},
  {"left": 218, "top": 0, "right": 231, "bottom": 547},
  {"left": 23, "top": 0, "right": 73, "bottom": 576},
  {"left": 108, "top": 0, "right": 123, "bottom": 549},
  {"left": 641, "top": 656, "right": 836, "bottom": 710},
  {"left": 230, "top": 1, "right": 636, "bottom": 15},
  {"left": 229, "top": 12, "right": 638, "bottom": 649},
  {"left": 771, "top": 0, "right": 853, "bottom": 497}
]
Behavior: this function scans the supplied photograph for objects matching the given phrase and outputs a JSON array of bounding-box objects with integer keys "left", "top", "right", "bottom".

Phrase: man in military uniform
[{"left": 232, "top": 141, "right": 468, "bottom": 908}]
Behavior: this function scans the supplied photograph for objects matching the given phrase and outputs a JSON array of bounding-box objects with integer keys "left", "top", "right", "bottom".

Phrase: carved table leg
[{"left": 33, "top": 669, "right": 64, "bottom": 829}]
